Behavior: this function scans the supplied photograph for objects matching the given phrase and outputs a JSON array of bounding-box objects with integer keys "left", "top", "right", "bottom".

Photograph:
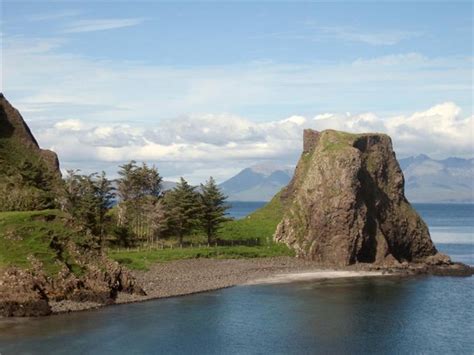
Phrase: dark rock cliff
[
  {"left": 0, "top": 93, "right": 60, "bottom": 176},
  {"left": 275, "top": 129, "right": 444, "bottom": 267}
]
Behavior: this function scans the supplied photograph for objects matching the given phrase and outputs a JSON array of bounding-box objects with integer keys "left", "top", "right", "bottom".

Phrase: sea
[{"left": 0, "top": 203, "right": 472, "bottom": 354}]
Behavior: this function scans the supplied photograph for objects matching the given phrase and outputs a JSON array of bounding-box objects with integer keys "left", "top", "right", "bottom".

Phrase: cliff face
[
  {"left": 0, "top": 94, "right": 61, "bottom": 211},
  {"left": 0, "top": 93, "right": 60, "bottom": 174},
  {"left": 275, "top": 129, "right": 440, "bottom": 266}
]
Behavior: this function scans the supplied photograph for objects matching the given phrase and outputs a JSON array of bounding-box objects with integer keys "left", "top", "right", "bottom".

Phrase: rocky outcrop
[
  {"left": 0, "top": 248, "right": 144, "bottom": 317},
  {"left": 0, "top": 93, "right": 60, "bottom": 177},
  {"left": 0, "top": 268, "right": 52, "bottom": 317},
  {"left": 274, "top": 129, "right": 449, "bottom": 267}
]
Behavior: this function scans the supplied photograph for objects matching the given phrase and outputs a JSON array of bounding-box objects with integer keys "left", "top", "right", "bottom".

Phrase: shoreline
[
  {"left": 4, "top": 256, "right": 471, "bottom": 317},
  {"left": 48, "top": 257, "right": 389, "bottom": 315}
]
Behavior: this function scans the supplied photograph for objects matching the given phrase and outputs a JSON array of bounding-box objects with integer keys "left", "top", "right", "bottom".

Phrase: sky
[{"left": 1, "top": 1, "right": 473, "bottom": 183}]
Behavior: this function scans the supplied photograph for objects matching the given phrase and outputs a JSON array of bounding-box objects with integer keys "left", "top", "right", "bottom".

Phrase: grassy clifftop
[{"left": 0, "top": 210, "right": 84, "bottom": 276}]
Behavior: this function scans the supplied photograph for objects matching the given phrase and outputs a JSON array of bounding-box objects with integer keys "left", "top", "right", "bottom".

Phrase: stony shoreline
[
  {"left": 4, "top": 256, "right": 472, "bottom": 317},
  {"left": 47, "top": 257, "right": 388, "bottom": 314}
]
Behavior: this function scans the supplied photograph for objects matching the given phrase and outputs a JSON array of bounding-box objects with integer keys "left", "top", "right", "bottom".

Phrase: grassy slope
[
  {"left": 0, "top": 210, "right": 83, "bottom": 276},
  {"left": 218, "top": 192, "right": 285, "bottom": 243}
]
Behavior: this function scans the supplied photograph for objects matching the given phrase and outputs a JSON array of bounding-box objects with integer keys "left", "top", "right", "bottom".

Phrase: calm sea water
[{"left": 0, "top": 203, "right": 472, "bottom": 354}]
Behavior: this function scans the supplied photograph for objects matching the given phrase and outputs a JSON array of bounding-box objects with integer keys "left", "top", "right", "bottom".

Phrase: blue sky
[{"left": 1, "top": 1, "right": 473, "bottom": 182}]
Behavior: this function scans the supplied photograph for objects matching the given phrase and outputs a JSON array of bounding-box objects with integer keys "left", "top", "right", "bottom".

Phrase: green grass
[
  {"left": 0, "top": 210, "right": 84, "bottom": 276},
  {"left": 109, "top": 244, "right": 294, "bottom": 270},
  {"left": 320, "top": 130, "right": 360, "bottom": 153},
  {"left": 109, "top": 193, "right": 294, "bottom": 270},
  {"left": 218, "top": 193, "right": 285, "bottom": 244}
]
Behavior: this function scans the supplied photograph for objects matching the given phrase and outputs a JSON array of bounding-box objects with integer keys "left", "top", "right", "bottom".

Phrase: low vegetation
[
  {"left": 0, "top": 138, "right": 60, "bottom": 211},
  {"left": 218, "top": 193, "right": 284, "bottom": 244},
  {"left": 109, "top": 244, "right": 294, "bottom": 270},
  {"left": 0, "top": 210, "right": 84, "bottom": 276}
]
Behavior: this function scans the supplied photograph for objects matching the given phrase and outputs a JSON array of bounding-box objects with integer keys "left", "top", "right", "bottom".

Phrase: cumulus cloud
[
  {"left": 3, "top": 34, "right": 472, "bottom": 182},
  {"left": 32, "top": 102, "right": 473, "bottom": 182}
]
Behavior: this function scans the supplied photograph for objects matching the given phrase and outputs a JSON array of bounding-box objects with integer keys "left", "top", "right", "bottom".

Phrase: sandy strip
[{"left": 244, "top": 270, "right": 385, "bottom": 285}]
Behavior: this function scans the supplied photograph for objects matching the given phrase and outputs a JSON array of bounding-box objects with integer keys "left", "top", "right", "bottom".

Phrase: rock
[
  {"left": 0, "top": 268, "right": 52, "bottom": 317},
  {"left": 274, "top": 129, "right": 438, "bottom": 267},
  {"left": 0, "top": 94, "right": 61, "bottom": 177},
  {"left": 0, "top": 245, "right": 145, "bottom": 317},
  {"left": 43, "top": 244, "right": 146, "bottom": 303},
  {"left": 412, "top": 262, "right": 474, "bottom": 277},
  {"left": 425, "top": 253, "right": 452, "bottom": 266}
]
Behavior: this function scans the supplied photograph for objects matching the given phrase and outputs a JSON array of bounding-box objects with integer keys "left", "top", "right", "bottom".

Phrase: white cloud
[
  {"left": 2, "top": 34, "right": 472, "bottom": 126},
  {"left": 31, "top": 102, "right": 473, "bottom": 183},
  {"left": 62, "top": 18, "right": 144, "bottom": 33},
  {"left": 2, "top": 34, "right": 472, "bottom": 182},
  {"left": 54, "top": 119, "right": 84, "bottom": 131}
]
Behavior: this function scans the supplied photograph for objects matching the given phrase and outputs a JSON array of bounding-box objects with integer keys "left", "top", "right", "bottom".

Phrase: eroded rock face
[
  {"left": 0, "top": 242, "right": 144, "bottom": 317},
  {"left": 275, "top": 129, "right": 442, "bottom": 267},
  {"left": 0, "top": 268, "right": 52, "bottom": 317},
  {"left": 0, "top": 93, "right": 61, "bottom": 176}
]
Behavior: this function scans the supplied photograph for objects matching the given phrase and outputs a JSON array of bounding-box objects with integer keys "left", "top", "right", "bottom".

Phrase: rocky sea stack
[{"left": 274, "top": 129, "right": 468, "bottom": 272}]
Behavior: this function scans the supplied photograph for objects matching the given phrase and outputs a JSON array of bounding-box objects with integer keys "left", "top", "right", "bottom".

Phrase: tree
[
  {"left": 199, "top": 177, "right": 229, "bottom": 244},
  {"left": 62, "top": 170, "right": 115, "bottom": 249},
  {"left": 163, "top": 177, "right": 201, "bottom": 245},
  {"left": 94, "top": 171, "right": 115, "bottom": 248},
  {"left": 116, "top": 161, "right": 163, "bottom": 244},
  {"left": 117, "top": 161, "right": 162, "bottom": 202},
  {"left": 143, "top": 198, "right": 168, "bottom": 244}
]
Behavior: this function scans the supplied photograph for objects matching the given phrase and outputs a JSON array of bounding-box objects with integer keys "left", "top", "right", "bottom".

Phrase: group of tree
[
  {"left": 61, "top": 170, "right": 114, "bottom": 249},
  {"left": 163, "top": 176, "right": 228, "bottom": 245},
  {"left": 60, "top": 161, "right": 230, "bottom": 249}
]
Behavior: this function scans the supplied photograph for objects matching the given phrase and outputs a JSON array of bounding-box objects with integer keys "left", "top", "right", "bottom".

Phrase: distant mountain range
[
  {"left": 218, "top": 156, "right": 473, "bottom": 203},
  {"left": 399, "top": 154, "right": 473, "bottom": 203},
  {"left": 219, "top": 163, "right": 293, "bottom": 202}
]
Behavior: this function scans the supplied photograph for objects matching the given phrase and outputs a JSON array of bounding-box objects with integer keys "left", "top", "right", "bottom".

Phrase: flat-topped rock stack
[{"left": 274, "top": 129, "right": 466, "bottom": 272}]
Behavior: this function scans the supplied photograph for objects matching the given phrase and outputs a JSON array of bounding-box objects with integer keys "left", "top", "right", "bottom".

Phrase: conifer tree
[
  {"left": 95, "top": 171, "right": 115, "bottom": 248},
  {"left": 163, "top": 177, "right": 201, "bottom": 245},
  {"left": 62, "top": 170, "right": 114, "bottom": 249},
  {"left": 116, "top": 161, "right": 163, "bottom": 244},
  {"left": 199, "top": 177, "right": 229, "bottom": 244}
]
